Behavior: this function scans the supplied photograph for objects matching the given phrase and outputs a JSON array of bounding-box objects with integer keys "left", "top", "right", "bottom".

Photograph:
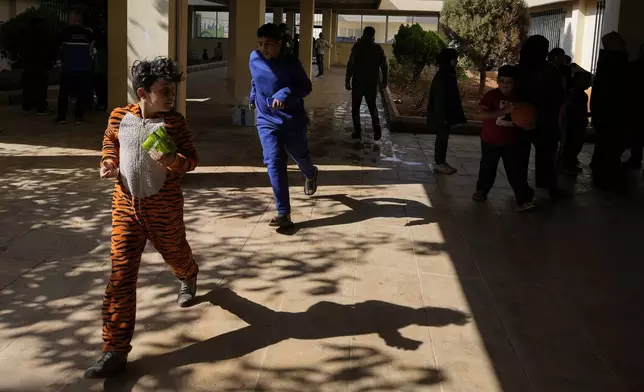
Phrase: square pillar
[
  {"left": 299, "top": 0, "right": 315, "bottom": 78},
  {"left": 233, "top": 0, "right": 266, "bottom": 103},
  {"left": 331, "top": 12, "right": 338, "bottom": 65},
  {"left": 227, "top": 0, "right": 237, "bottom": 80},
  {"left": 322, "top": 9, "right": 333, "bottom": 71},
  {"left": 286, "top": 12, "right": 296, "bottom": 34},
  {"left": 273, "top": 8, "right": 284, "bottom": 25},
  {"left": 108, "top": 0, "right": 188, "bottom": 114}
]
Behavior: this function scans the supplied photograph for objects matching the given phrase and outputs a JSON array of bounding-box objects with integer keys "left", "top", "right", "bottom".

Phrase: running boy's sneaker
[
  {"left": 269, "top": 214, "right": 293, "bottom": 228},
  {"left": 434, "top": 163, "right": 458, "bottom": 175}
]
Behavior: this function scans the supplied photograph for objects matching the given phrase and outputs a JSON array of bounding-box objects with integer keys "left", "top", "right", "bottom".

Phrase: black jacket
[
  {"left": 590, "top": 49, "right": 629, "bottom": 128},
  {"left": 427, "top": 66, "right": 466, "bottom": 128},
  {"left": 345, "top": 40, "right": 388, "bottom": 92},
  {"left": 516, "top": 61, "right": 564, "bottom": 129}
]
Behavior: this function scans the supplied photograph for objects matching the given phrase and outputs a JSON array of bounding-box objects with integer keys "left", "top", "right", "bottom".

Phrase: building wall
[{"left": 15, "top": 0, "right": 39, "bottom": 15}]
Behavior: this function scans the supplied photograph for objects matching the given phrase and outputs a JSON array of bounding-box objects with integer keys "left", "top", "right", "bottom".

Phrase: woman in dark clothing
[
  {"left": 427, "top": 48, "right": 466, "bottom": 175},
  {"left": 516, "top": 35, "right": 568, "bottom": 200},
  {"left": 590, "top": 32, "right": 630, "bottom": 190}
]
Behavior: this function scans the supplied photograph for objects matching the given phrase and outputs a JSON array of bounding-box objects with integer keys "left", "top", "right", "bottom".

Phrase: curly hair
[{"left": 131, "top": 57, "right": 183, "bottom": 93}]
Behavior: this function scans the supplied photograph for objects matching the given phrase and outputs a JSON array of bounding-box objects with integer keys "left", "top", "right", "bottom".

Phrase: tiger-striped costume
[{"left": 100, "top": 103, "right": 199, "bottom": 353}]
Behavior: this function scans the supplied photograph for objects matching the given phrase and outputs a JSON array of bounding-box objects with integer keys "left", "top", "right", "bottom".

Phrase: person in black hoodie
[
  {"left": 345, "top": 27, "right": 388, "bottom": 141},
  {"left": 624, "top": 44, "right": 644, "bottom": 171},
  {"left": 516, "top": 35, "right": 567, "bottom": 199},
  {"left": 589, "top": 31, "right": 630, "bottom": 190},
  {"left": 427, "top": 48, "right": 466, "bottom": 175}
]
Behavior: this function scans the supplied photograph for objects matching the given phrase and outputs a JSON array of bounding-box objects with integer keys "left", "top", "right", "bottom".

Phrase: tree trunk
[{"left": 478, "top": 59, "right": 487, "bottom": 94}]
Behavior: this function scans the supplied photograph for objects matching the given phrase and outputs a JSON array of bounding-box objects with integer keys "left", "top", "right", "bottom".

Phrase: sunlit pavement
[{"left": 1, "top": 67, "right": 643, "bottom": 392}]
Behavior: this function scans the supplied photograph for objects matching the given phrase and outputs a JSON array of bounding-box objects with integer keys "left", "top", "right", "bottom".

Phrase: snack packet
[{"left": 142, "top": 126, "right": 177, "bottom": 157}]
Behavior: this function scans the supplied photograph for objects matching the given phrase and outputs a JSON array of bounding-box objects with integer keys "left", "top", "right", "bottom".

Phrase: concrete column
[
  {"left": 601, "top": 0, "right": 621, "bottom": 38},
  {"left": 299, "top": 0, "right": 315, "bottom": 78},
  {"left": 107, "top": 0, "right": 188, "bottom": 112},
  {"left": 331, "top": 12, "right": 338, "bottom": 65},
  {"left": 273, "top": 8, "right": 284, "bottom": 25},
  {"left": 322, "top": 9, "right": 333, "bottom": 71},
  {"left": 614, "top": 0, "right": 644, "bottom": 59},
  {"left": 233, "top": 0, "right": 266, "bottom": 103},
  {"left": 572, "top": 0, "right": 588, "bottom": 64},
  {"left": 107, "top": 0, "right": 128, "bottom": 109},
  {"left": 286, "top": 12, "right": 296, "bottom": 33},
  {"left": 227, "top": 0, "right": 237, "bottom": 80}
]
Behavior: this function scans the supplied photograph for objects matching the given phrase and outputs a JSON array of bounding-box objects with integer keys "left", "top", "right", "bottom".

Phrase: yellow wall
[{"left": 333, "top": 42, "right": 393, "bottom": 66}]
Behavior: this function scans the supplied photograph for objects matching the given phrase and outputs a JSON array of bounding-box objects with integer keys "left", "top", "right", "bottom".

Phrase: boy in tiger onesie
[{"left": 84, "top": 57, "right": 199, "bottom": 379}]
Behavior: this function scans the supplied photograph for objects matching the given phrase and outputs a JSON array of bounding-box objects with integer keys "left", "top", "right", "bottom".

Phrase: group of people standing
[
  {"left": 20, "top": 8, "right": 106, "bottom": 124},
  {"left": 427, "top": 32, "right": 644, "bottom": 212}
]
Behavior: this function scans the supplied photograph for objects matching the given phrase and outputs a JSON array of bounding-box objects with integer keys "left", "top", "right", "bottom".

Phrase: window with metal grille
[
  {"left": 40, "top": 0, "right": 67, "bottom": 21},
  {"left": 529, "top": 8, "right": 566, "bottom": 49},
  {"left": 590, "top": 0, "right": 605, "bottom": 73}
]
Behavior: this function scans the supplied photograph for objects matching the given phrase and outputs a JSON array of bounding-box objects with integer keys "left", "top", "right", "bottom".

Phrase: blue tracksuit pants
[{"left": 258, "top": 125, "right": 316, "bottom": 215}]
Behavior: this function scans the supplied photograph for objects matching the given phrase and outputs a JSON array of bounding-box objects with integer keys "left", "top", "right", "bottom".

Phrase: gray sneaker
[
  {"left": 434, "top": 163, "right": 458, "bottom": 175},
  {"left": 177, "top": 278, "right": 197, "bottom": 308}
]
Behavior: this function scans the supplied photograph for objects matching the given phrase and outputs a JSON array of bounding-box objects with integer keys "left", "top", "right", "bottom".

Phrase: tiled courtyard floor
[{"left": 1, "top": 67, "right": 644, "bottom": 392}]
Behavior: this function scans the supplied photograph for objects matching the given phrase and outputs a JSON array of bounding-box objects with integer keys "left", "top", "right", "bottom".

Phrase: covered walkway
[{"left": 1, "top": 67, "right": 644, "bottom": 392}]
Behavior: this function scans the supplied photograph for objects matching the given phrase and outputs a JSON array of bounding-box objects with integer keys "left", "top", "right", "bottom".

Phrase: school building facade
[{"left": 1, "top": 0, "right": 642, "bottom": 113}]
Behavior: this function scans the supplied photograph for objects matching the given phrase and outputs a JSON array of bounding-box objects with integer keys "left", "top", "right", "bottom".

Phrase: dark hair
[
  {"left": 257, "top": 23, "right": 282, "bottom": 42},
  {"left": 548, "top": 47, "right": 565, "bottom": 59},
  {"left": 363, "top": 26, "right": 376, "bottom": 37},
  {"left": 497, "top": 65, "right": 517, "bottom": 79},
  {"left": 520, "top": 35, "right": 550, "bottom": 66},
  {"left": 131, "top": 57, "right": 183, "bottom": 93},
  {"left": 436, "top": 48, "right": 459, "bottom": 66},
  {"left": 573, "top": 71, "right": 592, "bottom": 89}
]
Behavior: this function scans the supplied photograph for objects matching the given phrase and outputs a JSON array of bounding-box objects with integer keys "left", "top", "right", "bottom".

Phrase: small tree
[
  {"left": 392, "top": 24, "right": 445, "bottom": 81},
  {"left": 0, "top": 7, "right": 64, "bottom": 70},
  {"left": 441, "top": 0, "right": 530, "bottom": 93}
]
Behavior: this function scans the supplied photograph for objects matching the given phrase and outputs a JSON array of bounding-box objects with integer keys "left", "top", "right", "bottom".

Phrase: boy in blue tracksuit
[{"left": 249, "top": 23, "right": 319, "bottom": 229}]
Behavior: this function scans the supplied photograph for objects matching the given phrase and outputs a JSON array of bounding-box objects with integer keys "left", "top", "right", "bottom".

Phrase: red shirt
[{"left": 479, "top": 89, "right": 518, "bottom": 146}]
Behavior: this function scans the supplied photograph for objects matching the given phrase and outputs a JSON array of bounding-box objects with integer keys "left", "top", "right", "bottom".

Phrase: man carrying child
[{"left": 474, "top": 65, "right": 536, "bottom": 212}]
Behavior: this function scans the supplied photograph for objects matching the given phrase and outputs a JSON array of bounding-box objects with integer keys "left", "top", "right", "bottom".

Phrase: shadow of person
[
  {"left": 278, "top": 194, "right": 437, "bottom": 235},
  {"left": 104, "top": 288, "right": 469, "bottom": 391}
]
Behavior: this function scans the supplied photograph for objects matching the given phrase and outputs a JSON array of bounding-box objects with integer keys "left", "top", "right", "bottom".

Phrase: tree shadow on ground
[{"left": 102, "top": 288, "right": 469, "bottom": 392}]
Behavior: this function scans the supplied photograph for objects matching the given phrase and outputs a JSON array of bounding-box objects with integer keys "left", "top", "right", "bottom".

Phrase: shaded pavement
[{"left": 0, "top": 66, "right": 643, "bottom": 391}]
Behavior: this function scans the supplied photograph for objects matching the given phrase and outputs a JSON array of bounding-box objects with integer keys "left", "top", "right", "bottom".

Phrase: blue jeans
[{"left": 258, "top": 125, "right": 316, "bottom": 215}]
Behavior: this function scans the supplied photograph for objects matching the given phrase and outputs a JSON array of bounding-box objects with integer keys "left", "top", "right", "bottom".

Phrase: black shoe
[
  {"left": 38, "top": 109, "right": 54, "bottom": 116},
  {"left": 472, "top": 190, "right": 487, "bottom": 201},
  {"left": 75, "top": 116, "right": 85, "bottom": 125},
  {"left": 83, "top": 351, "right": 127, "bottom": 379},
  {"left": 177, "top": 278, "right": 197, "bottom": 308},
  {"left": 54, "top": 117, "right": 67, "bottom": 124},
  {"left": 269, "top": 214, "right": 294, "bottom": 229},
  {"left": 351, "top": 131, "right": 361, "bottom": 140},
  {"left": 374, "top": 127, "right": 382, "bottom": 141}
]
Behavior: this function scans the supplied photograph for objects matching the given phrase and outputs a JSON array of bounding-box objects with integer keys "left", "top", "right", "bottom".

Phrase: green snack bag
[{"left": 142, "top": 126, "right": 177, "bottom": 155}]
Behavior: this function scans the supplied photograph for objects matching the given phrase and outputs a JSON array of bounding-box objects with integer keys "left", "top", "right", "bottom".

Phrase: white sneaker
[{"left": 434, "top": 163, "right": 457, "bottom": 175}]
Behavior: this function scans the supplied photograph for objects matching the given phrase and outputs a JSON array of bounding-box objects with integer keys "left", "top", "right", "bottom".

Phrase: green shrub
[
  {"left": 0, "top": 7, "right": 65, "bottom": 69},
  {"left": 392, "top": 24, "right": 445, "bottom": 81}
]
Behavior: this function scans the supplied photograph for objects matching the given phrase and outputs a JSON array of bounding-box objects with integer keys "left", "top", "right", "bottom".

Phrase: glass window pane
[
  {"left": 217, "top": 12, "right": 229, "bottom": 38},
  {"left": 265, "top": 13, "right": 273, "bottom": 24},
  {"left": 196, "top": 11, "right": 218, "bottom": 38},
  {"left": 314, "top": 13, "right": 323, "bottom": 26},
  {"left": 412, "top": 16, "right": 438, "bottom": 32},
  {"left": 296, "top": 13, "right": 301, "bottom": 25},
  {"left": 362, "top": 15, "right": 386, "bottom": 43},
  {"left": 336, "top": 14, "right": 361, "bottom": 42},
  {"left": 386, "top": 16, "right": 411, "bottom": 43}
]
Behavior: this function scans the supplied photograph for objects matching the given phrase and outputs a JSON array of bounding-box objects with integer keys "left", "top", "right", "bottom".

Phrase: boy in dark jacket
[
  {"left": 560, "top": 71, "right": 592, "bottom": 175},
  {"left": 516, "top": 35, "right": 567, "bottom": 199},
  {"left": 590, "top": 32, "right": 630, "bottom": 190},
  {"left": 428, "top": 48, "right": 466, "bottom": 175},
  {"left": 249, "top": 23, "right": 318, "bottom": 229}
]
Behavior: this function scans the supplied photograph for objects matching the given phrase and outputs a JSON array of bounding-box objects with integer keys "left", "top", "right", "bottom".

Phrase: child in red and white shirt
[{"left": 474, "top": 65, "right": 535, "bottom": 212}]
